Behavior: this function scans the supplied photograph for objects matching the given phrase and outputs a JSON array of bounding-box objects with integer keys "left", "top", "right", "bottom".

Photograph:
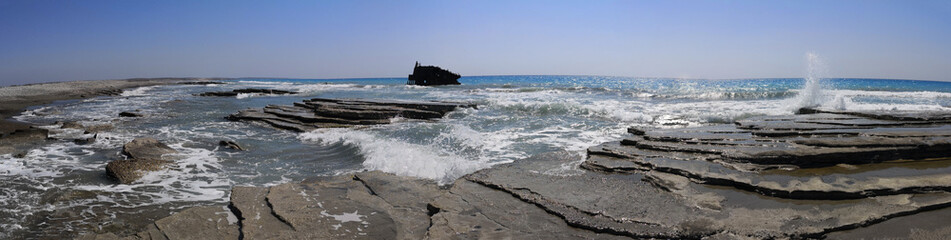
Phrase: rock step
[
  {"left": 621, "top": 126, "right": 951, "bottom": 169},
  {"left": 296, "top": 101, "right": 446, "bottom": 120},
  {"left": 229, "top": 98, "right": 476, "bottom": 131},
  {"left": 86, "top": 151, "right": 951, "bottom": 239},
  {"left": 584, "top": 153, "right": 951, "bottom": 200},
  {"left": 799, "top": 107, "right": 951, "bottom": 122},
  {"left": 197, "top": 88, "right": 298, "bottom": 97},
  {"left": 305, "top": 98, "right": 475, "bottom": 114},
  {"left": 474, "top": 151, "right": 951, "bottom": 238},
  {"left": 264, "top": 105, "right": 388, "bottom": 125}
]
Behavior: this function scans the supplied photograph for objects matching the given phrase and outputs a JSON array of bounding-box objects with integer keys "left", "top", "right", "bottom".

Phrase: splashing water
[
  {"left": 794, "top": 52, "right": 827, "bottom": 110},
  {"left": 8, "top": 76, "right": 951, "bottom": 238}
]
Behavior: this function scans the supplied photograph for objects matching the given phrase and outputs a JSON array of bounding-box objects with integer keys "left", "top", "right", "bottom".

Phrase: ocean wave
[
  {"left": 235, "top": 93, "right": 257, "bottom": 99},
  {"left": 827, "top": 89, "right": 951, "bottom": 99},
  {"left": 299, "top": 128, "right": 491, "bottom": 184},
  {"left": 293, "top": 83, "right": 386, "bottom": 93},
  {"left": 485, "top": 97, "right": 653, "bottom": 123},
  {"left": 120, "top": 86, "right": 157, "bottom": 97},
  {"left": 648, "top": 90, "right": 798, "bottom": 101},
  {"left": 795, "top": 89, "right": 951, "bottom": 112}
]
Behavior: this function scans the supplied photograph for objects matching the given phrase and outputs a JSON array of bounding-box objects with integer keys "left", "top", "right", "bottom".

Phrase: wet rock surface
[
  {"left": 87, "top": 108, "right": 951, "bottom": 239},
  {"left": 227, "top": 98, "right": 476, "bottom": 132},
  {"left": 218, "top": 140, "right": 245, "bottom": 151},
  {"left": 86, "top": 168, "right": 628, "bottom": 239},
  {"left": 0, "top": 127, "right": 48, "bottom": 155},
  {"left": 121, "top": 138, "right": 177, "bottom": 159},
  {"left": 583, "top": 108, "right": 951, "bottom": 237},
  {"left": 105, "top": 138, "right": 178, "bottom": 184},
  {"left": 197, "top": 88, "right": 298, "bottom": 97}
]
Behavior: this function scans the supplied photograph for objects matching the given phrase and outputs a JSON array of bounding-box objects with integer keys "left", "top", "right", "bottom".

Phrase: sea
[{"left": 3, "top": 75, "right": 951, "bottom": 238}]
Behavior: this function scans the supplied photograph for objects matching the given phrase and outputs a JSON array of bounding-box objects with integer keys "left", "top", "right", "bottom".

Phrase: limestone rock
[
  {"left": 218, "top": 140, "right": 245, "bottom": 151},
  {"left": 197, "top": 88, "right": 297, "bottom": 97},
  {"left": 60, "top": 121, "right": 84, "bottom": 129},
  {"left": 583, "top": 109, "right": 951, "bottom": 237},
  {"left": 105, "top": 159, "right": 171, "bottom": 184},
  {"left": 153, "top": 206, "right": 239, "bottom": 240},
  {"left": 229, "top": 186, "right": 293, "bottom": 239},
  {"left": 228, "top": 98, "right": 476, "bottom": 132},
  {"left": 106, "top": 138, "right": 177, "bottom": 184},
  {"left": 122, "top": 138, "right": 177, "bottom": 160}
]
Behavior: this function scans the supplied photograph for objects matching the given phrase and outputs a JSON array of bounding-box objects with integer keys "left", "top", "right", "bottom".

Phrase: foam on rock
[{"left": 227, "top": 98, "right": 476, "bottom": 132}]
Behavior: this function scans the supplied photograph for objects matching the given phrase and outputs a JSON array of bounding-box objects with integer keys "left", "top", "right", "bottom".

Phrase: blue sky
[{"left": 1, "top": 0, "right": 950, "bottom": 85}]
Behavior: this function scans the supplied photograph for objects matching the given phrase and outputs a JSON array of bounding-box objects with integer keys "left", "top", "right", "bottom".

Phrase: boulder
[
  {"left": 218, "top": 140, "right": 245, "bottom": 151},
  {"left": 74, "top": 134, "right": 97, "bottom": 145},
  {"left": 106, "top": 138, "right": 178, "bottom": 184},
  {"left": 105, "top": 159, "right": 171, "bottom": 184},
  {"left": 121, "top": 138, "right": 177, "bottom": 159}
]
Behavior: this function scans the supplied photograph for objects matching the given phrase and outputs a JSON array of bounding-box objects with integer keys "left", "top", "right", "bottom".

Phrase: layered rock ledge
[
  {"left": 197, "top": 88, "right": 298, "bottom": 97},
  {"left": 84, "top": 108, "right": 951, "bottom": 239},
  {"left": 227, "top": 98, "right": 477, "bottom": 132}
]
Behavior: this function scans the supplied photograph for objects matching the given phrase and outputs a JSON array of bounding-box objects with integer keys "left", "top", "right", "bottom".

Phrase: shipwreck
[{"left": 407, "top": 62, "right": 461, "bottom": 86}]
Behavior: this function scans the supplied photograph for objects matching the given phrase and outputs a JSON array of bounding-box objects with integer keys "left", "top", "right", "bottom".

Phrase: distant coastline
[{"left": 0, "top": 78, "right": 232, "bottom": 135}]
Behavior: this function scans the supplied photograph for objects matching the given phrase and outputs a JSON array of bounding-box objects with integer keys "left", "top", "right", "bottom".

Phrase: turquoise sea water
[{"left": 3, "top": 76, "right": 951, "bottom": 238}]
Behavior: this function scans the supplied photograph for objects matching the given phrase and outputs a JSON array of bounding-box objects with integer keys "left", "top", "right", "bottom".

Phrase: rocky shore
[
  {"left": 0, "top": 78, "right": 230, "bottom": 156},
  {"left": 81, "top": 107, "right": 951, "bottom": 239}
]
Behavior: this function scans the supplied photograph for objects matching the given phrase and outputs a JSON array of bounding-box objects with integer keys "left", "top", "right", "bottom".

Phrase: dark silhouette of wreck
[{"left": 407, "top": 62, "right": 461, "bottom": 86}]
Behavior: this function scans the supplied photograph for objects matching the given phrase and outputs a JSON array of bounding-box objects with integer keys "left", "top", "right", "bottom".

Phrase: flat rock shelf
[
  {"left": 227, "top": 98, "right": 477, "bottom": 131},
  {"left": 83, "top": 108, "right": 951, "bottom": 239}
]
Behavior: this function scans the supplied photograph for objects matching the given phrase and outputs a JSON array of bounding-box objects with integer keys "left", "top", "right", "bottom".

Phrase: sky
[{"left": 1, "top": 0, "right": 950, "bottom": 86}]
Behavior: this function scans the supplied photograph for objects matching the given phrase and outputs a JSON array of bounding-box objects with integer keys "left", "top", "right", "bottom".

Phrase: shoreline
[
  {"left": 0, "top": 78, "right": 231, "bottom": 136},
  {"left": 5, "top": 77, "right": 951, "bottom": 239}
]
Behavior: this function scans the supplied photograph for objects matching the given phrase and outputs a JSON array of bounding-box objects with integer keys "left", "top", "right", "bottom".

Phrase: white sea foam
[
  {"left": 803, "top": 89, "right": 951, "bottom": 112},
  {"left": 235, "top": 93, "right": 257, "bottom": 99},
  {"left": 293, "top": 83, "right": 363, "bottom": 93},
  {"left": 299, "top": 128, "right": 490, "bottom": 184},
  {"left": 793, "top": 52, "right": 827, "bottom": 110},
  {"left": 74, "top": 143, "right": 231, "bottom": 205},
  {"left": 120, "top": 86, "right": 157, "bottom": 97}
]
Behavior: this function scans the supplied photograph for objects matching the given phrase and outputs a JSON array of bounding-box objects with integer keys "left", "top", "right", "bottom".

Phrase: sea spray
[
  {"left": 793, "top": 52, "right": 827, "bottom": 110},
  {"left": 9, "top": 76, "right": 951, "bottom": 238},
  {"left": 298, "top": 128, "right": 490, "bottom": 184}
]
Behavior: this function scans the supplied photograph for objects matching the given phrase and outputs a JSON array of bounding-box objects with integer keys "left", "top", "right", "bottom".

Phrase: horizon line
[{"left": 4, "top": 75, "right": 949, "bottom": 88}]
